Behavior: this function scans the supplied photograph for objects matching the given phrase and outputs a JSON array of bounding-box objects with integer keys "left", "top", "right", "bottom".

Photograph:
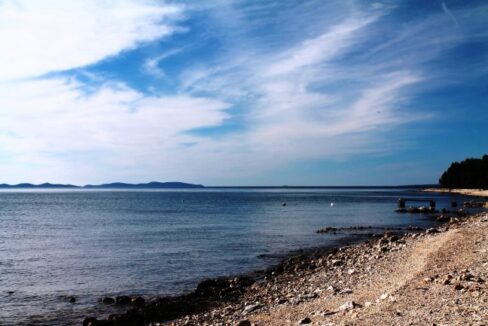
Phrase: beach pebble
[
  {"left": 331, "top": 259, "right": 343, "bottom": 266},
  {"left": 340, "top": 288, "right": 353, "bottom": 294},
  {"left": 454, "top": 283, "right": 464, "bottom": 290},
  {"left": 243, "top": 302, "right": 262, "bottom": 315},
  {"left": 339, "top": 301, "right": 359, "bottom": 311}
]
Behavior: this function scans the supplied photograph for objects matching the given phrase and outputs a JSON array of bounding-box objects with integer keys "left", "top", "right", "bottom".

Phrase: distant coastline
[
  {"left": 0, "top": 181, "right": 204, "bottom": 189},
  {"left": 0, "top": 183, "right": 438, "bottom": 189}
]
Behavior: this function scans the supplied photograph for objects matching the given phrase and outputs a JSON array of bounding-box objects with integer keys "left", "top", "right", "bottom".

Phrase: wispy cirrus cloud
[
  {"left": 143, "top": 48, "right": 184, "bottom": 77},
  {"left": 0, "top": 1, "right": 487, "bottom": 185}
]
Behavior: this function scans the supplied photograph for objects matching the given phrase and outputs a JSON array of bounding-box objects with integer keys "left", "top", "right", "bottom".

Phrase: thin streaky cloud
[{"left": 0, "top": 1, "right": 486, "bottom": 185}]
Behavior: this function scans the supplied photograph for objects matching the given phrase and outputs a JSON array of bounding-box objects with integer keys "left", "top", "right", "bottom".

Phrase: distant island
[
  {"left": 0, "top": 181, "right": 204, "bottom": 189},
  {"left": 0, "top": 183, "right": 440, "bottom": 189}
]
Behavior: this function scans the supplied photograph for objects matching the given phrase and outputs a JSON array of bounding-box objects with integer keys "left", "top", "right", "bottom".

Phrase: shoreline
[
  {"left": 424, "top": 188, "right": 488, "bottom": 198},
  {"left": 83, "top": 209, "right": 485, "bottom": 325}
]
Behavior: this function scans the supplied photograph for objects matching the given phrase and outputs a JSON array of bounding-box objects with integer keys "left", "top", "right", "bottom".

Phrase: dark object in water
[
  {"left": 69, "top": 296, "right": 76, "bottom": 303},
  {"left": 116, "top": 296, "right": 132, "bottom": 305},
  {"left": 102, "top": 297, "right": 115, "bottom": 304},
  {"left": 398, "top": 198, "right": 436, "bottom": 209},
  {"left": 316, "top": 227, "right": 338, "bottom": 233},
  {"left": 464, "top": 200, "right": 485, "bottom": 208},
  {"left": 436, "top": 215, "right": 450, "bottom": 223},
  {"left": 131, "top": 296, "right": 145, "bottom": 306}
]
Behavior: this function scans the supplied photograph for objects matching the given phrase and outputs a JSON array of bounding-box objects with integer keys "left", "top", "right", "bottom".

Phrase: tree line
[{"left": 439, "top": 154, "right": 488, "bottom": 189}]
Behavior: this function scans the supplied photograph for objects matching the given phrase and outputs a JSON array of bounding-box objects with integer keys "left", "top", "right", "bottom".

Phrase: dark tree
[{"left": 439, "top": 155, "right": 488, "bottom": 189}]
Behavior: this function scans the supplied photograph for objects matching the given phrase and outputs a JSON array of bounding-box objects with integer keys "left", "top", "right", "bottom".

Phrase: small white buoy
[{"left": 330, "top": 202, "right": 334, "bottom": 207}]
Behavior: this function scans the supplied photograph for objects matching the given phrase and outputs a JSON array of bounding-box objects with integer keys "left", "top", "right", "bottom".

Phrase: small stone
[
  {"left": 380, "top": 293, "right": 389, "bottom": 300},
  {"left": 340, "top": 288, "right": 353, "bottom": 294},
  {"left": 102, "top": 297, "right": 115, "bottom": 304},
  {"left": 131, "top": 296, "right": 145, "bottom": 306},
  {"left": 243, "top": 302, "right": 262, "bottom": 315},
  {"left": 83, "top": 317, "right": 97, "bottom": 326},
  {"left": 300, "top": 292, "right": 318, "bottom": 300},
  {"left": 339, "top": 301, "right": 359, "bottom": 311},
  {"left": 454, "top": 283, "right": 464, "bottom": 290},
  {"left": 298, "top": 317, "right": 312, "bottom": 324},
  {"left": 331, "top": 259, "right": 343, "bottom": 266},
  {"left": 347, "top": 269, "right": 355, "bottom": 275}
]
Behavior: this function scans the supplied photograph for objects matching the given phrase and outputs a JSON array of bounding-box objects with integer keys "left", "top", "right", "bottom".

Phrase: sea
[{"left": 0, "top": 188, "right": 475, "bottom": 325}]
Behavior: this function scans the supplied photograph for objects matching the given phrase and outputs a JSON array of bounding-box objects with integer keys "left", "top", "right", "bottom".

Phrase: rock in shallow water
[
  {"left": 102, "top": 297, "right": 115, "bottom": 304},
  {"left": 131, "top": 296, "right": 145, "bottom": 306},
  {"left": 116, "top": 295, "right": 131, "bottom": 304}
]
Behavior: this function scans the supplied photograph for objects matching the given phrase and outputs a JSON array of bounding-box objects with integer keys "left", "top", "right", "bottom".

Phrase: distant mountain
[
  {"left": 83, "top": 181, "right": 204, "bottom": 189},
  {"left": 0, "top": 183, "right": 78, "bottom": 188},
  {"left": 0, "top": 181, "right": 204, "bottom": 189}
]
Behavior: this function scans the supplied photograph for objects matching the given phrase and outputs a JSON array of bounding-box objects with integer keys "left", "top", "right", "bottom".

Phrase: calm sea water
[{"left": 0, "top": 188, "right": 472, "bottom": 325}]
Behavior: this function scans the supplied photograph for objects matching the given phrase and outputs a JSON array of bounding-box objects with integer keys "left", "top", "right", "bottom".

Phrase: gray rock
[
  {"left": 115, "top": 295, "right": 131, "bottom": 304},
  {"left": 101, "top": 297, "right": 115, "bottom": 304},
  {"left": 339, "top": 301, "right": 360, "bottom": 311},
  {"left": 243, "top": 302, "right": 262, "bottom": 315},
  {"left": 131, "top": 296, "right": 145, "bottom": 306}
]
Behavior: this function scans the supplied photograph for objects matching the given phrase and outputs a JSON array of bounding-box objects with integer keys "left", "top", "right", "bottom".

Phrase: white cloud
[
  {"left": 0, "top": 0, "right": 184, "bottom": 81},
  {"left": 143, "top": 48, "right": 183, "bottom": 77},
  {"left": 178, "top": 13, "right": 426, "bottom": 164},
  {"left": 0, "top": 78, "right": 231, "bottom": 183},
  {"left": 264, "top": 16, "right": 378, "bottom": 77},
  {"left": 0, "top": 1, "right": 464, "bottom": 185}
]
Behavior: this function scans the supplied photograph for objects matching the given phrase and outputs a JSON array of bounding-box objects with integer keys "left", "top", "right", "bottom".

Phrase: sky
[{"left": 0, "top": 0, "right": 487, "bottom": 186}]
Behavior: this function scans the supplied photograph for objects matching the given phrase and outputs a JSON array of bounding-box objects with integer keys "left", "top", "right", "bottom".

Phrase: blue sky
[{"left": 0, "top": 0, "right": 486, "bottom": 186}]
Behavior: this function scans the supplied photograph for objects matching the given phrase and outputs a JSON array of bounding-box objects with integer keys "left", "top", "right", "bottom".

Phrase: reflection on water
[{"left": 0, "top": 188, "right": 473, "bottom": 325}]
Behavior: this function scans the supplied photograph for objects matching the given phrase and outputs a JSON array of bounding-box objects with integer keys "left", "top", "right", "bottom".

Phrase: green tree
[{"left": 439, "top": 155, "right": 488, "bottom": 189}]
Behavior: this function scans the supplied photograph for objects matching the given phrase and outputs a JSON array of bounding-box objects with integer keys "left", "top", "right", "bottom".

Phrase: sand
[{"left": 424, "top": 188, "right": 488, "bottom": 198}]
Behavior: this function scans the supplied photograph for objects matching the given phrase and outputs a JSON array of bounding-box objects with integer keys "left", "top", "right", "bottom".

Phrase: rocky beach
[
  {"left": 85, "top": 208, "right": 488, "bottom": 326},
  {"left": 425, "top": 188, "right": 488, "bottom": 199}
]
